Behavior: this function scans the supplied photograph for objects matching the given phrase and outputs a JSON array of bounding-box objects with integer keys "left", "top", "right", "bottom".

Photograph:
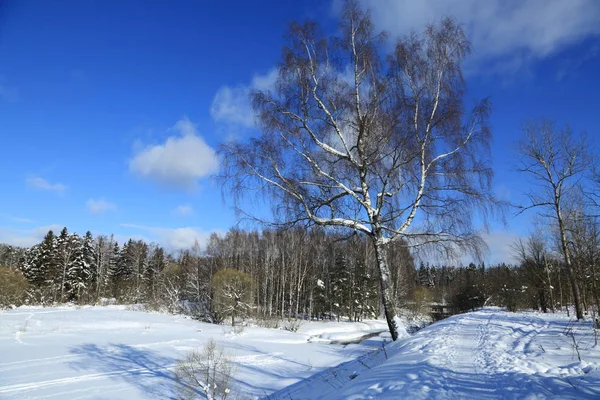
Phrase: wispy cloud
[
  {"left": 0, "top": 224, "right": 62, "bottom": 248},
  {"left": 121, "top": 223, "right": 219, "bottom": 251},
  {"left": 26, "top": 177, "right": 67, "bottom": 193},
  {"left": 210, "top": 68, "right": 278, "bottom": 129},
  {"left": 555, "top": 42, "right": 600, "bottom": 81},
  {"left": 173, "top": 204, "right": 194, "bottom": 216},
  {"left": 483, "top": 230, "right": 521, "bottom": 266},
  {"left": 87, "top": 198, "right": 117, "bottom": 214},
  {"left": 0, "top": 214, "right": 35, "bottom": 224},
  {"left": 129, "top": 117, "right": 219, "bottom": 190},
  {"left": 349, "top": 0, "right": 600, "bottom": 74}
]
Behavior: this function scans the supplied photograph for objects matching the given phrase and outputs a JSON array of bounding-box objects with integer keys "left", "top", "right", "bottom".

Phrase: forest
[{"left": 2, "top": 212, "right": 600, "bottom": 325}]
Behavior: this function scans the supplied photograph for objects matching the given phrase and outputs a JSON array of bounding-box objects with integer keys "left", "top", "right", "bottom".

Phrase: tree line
[
  {"left": 0, "top": 227, "right": 413, "bottom": 322},
  {"left": 2, "top": 216, "right": 600, "bottom": 323}
]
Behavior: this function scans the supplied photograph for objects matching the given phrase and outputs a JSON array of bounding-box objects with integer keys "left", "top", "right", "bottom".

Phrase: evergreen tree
[
  {"left": 22, "top": 245, "right": 42, "bottom": 284},
  {"left": 352, "top": 260, "right": 377, "bottom": 321},
  {"left": 330, "top": 253, "right": 351, "bottom": 321},
  {"left": 55, "top": 227, "right": 72, "bottom": 302},
  {"left": 40, "top": 230, "right": 58, "bottom": 286},
  {"left": 82, "top": 231, "right": 97, "bottom": 287},
  {"left": 66, "top": 233, "right": 88, "bottom": 300},
  {"left": 115, "top": 240, "right": 134, "bottom": 280},
  {"left": 107, "top": 242, "right": 120, "bottom": 282}
]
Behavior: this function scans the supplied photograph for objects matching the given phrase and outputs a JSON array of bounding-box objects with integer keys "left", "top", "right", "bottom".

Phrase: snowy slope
[
  {"left": 0, "top": 306, "right": 392, "bottom": 399},
  {"left": 271, "top": 308, "right": 600, "bottom": 399}
]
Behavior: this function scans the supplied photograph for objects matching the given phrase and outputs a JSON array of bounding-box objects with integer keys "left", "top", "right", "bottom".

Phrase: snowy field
[
  {"left": 0, "top": 306, "right": 393, "bottom": 399},
  {"left": 1, "top": 307, "right": 600, "bottom": 399}
]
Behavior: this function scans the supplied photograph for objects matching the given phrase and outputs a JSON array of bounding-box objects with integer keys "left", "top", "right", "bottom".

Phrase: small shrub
[
  {"left": 254, "top": 316, "right": 280, "bottom": 329},
  {"left": 175, "top": 339, "right": 235, "bottom": 400},
  {"left": 0, "top": 267, "right": 29, "bottom": 308},
  {"left": 282, "top": 319, "right": 302, "bottom": 332}
]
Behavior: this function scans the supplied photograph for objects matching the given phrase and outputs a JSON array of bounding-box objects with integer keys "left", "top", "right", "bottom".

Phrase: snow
[
  {"left": 271, "top": 308, "right": 600, "bottom": 399},
  {"left": 2, "top": 306, "right": 599, "bottom": 399},
  {"left": 0, "top": 305, "right": 395, "bottom": 399}
]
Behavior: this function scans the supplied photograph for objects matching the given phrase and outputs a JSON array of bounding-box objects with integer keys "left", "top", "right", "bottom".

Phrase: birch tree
[
  {"left": 516, "top": 119, "right": 590, "bottom": 320},
  {"left": 220, "top": 2, "right": 495, "bottom": 339}
]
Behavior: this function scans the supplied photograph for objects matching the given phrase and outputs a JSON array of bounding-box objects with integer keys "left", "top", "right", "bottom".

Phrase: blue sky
[{"left": 0, "top": 0, "right": 599, "bottom": 264}]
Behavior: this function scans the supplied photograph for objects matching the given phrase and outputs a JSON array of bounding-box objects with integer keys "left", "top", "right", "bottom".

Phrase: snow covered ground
[
  {"left": 0, "top": 306, "right": 392, "bottom": 399},
  {"left": 272, "top": 308, "right": 600, "bottom": 399},
  {"left": 2, "top": 306, "right": 599, "bottom": 399}
]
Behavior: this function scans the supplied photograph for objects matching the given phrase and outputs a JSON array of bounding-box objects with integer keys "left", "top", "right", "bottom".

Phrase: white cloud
[
  {"left": 352, "top": 0, "right": 600, "bottom": 73},
  {"left": 87, "top": 198, "right": 117, "bottom": 214},
  {"left": 482, "top": 230, "right": 521, "bottom": 266},
  {"left": 120, "top": 223, "right": 219, "bottom": 251},
  {"left": 173, "top": 204, "right": 194, "bottom": 216},
  {"left": 210, "top": 68, "right": 278, "bottom": 129},
  {"left": 26, "top": 177, "right": 67, "bottom": 193},
  {"left": 129, "top": 117, "right": 219, "bottom": 190},
  {"left": 0, "top": 224, "right": 62, "bottom": 248}
]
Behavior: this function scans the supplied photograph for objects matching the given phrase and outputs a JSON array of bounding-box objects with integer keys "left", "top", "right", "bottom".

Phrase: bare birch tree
[
  {"left": 220, "top": 2, "right": 495, "bottom": 340},
  {"left": 512, "top": 231, "right": 554, "bottom": 312},
  {"left": 516, "top": 119, "right": 590, "bottom": 320}
]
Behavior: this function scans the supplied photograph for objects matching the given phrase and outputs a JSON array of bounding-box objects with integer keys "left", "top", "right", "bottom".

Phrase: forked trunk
[{"left": 372, "top": 236, "right": 399, "bottom": 341}]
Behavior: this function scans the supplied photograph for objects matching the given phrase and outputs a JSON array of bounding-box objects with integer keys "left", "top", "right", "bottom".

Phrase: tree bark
[{"left": 372, "top": 235, "right": 399, "bottom": 341}]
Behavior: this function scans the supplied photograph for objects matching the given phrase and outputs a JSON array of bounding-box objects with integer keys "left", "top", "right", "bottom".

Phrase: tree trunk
[
  {"left": 372, "top": 235, "right": 399, "bottom": 341},
  {"left": 558, "top": 209, "right": 583, "bottom": 319},
  {"left": 538, "top": 288, "right": 547, "bottom": 313},
  {"left": 544, "top": 255, "right": 555, "bottom": 312}
]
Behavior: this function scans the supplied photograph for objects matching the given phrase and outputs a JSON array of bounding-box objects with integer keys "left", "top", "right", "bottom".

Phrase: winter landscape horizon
[{"left": 1, "top": 0, "right": 600, "bottom": 398}]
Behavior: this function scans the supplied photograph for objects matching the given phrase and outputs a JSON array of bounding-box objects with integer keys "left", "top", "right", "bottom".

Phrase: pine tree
[
  {"left": 110, "top": 240, "right": 135, "bottom": 300},
  {"left": 106, "top": 242, "right": 120, "bottom": 297},
  {"left": 352, "top": 260, "right": 377, "bottom": 321},
  {"left": 55, "top": 227, "right": 72, "bottom": 302},
  {"left": 40, "top": 230, "right": 58, "bottom": 286},
  {"left": 82, "top": 231, "right": 97, "bottom": 288},
  {"left": 330, "top": 253, "right": 351, "bottom": 322},
  {"left": 66, "top": 233, "right": 88, "bottom": 301},
  {"left": 22, "top": 244, "right": 42, "bottom": 284}
]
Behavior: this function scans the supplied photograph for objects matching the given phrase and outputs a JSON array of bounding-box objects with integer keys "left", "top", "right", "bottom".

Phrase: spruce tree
[
  {"left": 107, "top": 242, "right": 120, "bottom": 281},
  {"left": 40, "top": 230, "right": 58, "bottom": 286},
  {"left": 66, "top": 233, "right": 87, "bottom": 301},
  {"left": 22, "top": 245, "right": 42, "bottom": 284},
  {"left": 82, "top": 231, "right": 97, "bottom": 288}
]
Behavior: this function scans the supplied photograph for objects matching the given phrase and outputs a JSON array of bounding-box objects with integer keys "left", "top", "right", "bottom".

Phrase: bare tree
[
  {"left": 220, "top": 2, "right": 495, "bottom": 340},
  {"left": 516, "top": 119, "right": 590, "bottom": 320},
  {"left": 175, "top": 339, "right": 234, "bottom": 400},
  {"left": 512, "top": 231, "right": 554, "bottom": 313}
]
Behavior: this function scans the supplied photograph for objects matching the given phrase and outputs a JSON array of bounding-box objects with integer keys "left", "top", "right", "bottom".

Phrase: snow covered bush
[
  {"left": 0, "top": 266, "right": 29, "bottom": 308},
  {"left": 175, "top": 339, "right": 235, "bottom": 400},
  {"left": 282, "top": 319, "right": 302, "bottom": 332}
]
